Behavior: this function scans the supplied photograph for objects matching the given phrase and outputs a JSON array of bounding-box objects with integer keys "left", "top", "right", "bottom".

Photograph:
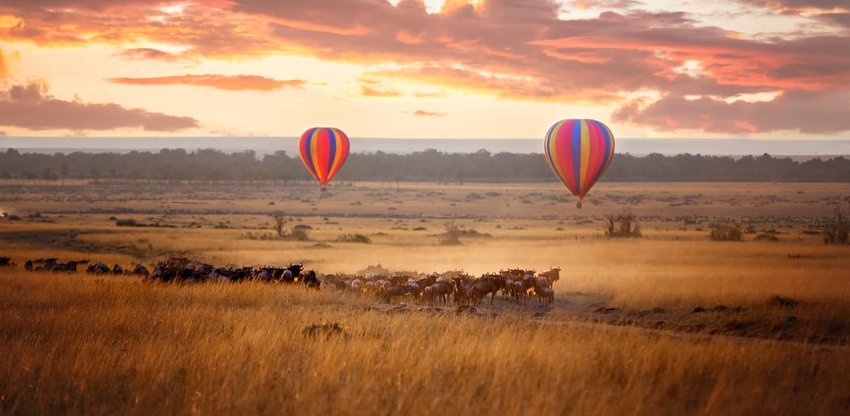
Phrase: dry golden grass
[
  {"left": 2, "top": 181, "right": 849, "bottom": 414},
  {"left": 1, "top": 270, "right": 849, "bottom": 415}
]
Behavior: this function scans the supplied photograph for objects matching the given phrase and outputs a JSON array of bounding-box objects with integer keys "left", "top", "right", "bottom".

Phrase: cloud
[
  {"left": 0, "top": 49, "right": 6, "bottom": 77},
  {"left": 735, "top": 0, "right": 850, "bottom": 29},
  {"left": 613, "top": 89, "right": 850, "bottom": 134},
  {"left": 573, "top": 0, "right": 641, "bottom": 9},
  {"left": 411, "top": 110, "right": 446, "bottom": 116},
  {"left": 736, "top": 0, "right": 849, "bottom": 12},
  {"left": 358, "top": 79, "right": 403, "bottom": 97},
  {"left": 119, "top": 48, "right": 180, "bottom": 61},
  {"left": 819, "top": 12, "right": 850, "bottom": 28},
  {"left": 1, "top": 0, "right": 849, "bottom": 133},
  {"left": 108, "top": 74, "right": 306, "bottom": 91},
  {"left": 0, "top": 82, "right": 199, "bottom": 131}
]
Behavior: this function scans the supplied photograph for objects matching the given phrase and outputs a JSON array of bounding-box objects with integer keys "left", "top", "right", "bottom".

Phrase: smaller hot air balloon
[
  {"left": 299, "top": 127, "right": 350, "bottom": 191},
  {"left": 544, "top": 119, "right": 615, "bottom": 208}
]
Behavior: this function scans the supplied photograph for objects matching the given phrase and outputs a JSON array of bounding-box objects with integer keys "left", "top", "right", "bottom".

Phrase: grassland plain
[
  {"left": 1, "top": 271, "right": 849, "bottom": 415},
  {"left": 1, "top": 181, "right": 849, "bottom": 414}
]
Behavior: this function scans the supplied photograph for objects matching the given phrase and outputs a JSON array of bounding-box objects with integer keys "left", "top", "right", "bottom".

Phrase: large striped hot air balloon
[
  {"left": 544, "top": 119, "right": 615, "bottom": 208},
  {"left": 299, "top": 127, "right": 350, "bottom": 190}
]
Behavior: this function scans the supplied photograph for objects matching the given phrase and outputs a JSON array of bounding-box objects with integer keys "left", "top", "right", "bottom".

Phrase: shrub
[
  {"left": 290, "top": 229, "right": 310, "bottom": 241},
  {"left": 336, "top": 233, "right": 371, "bottom": 243},
  {"left": 116, "top": 218, "right": 138, "bottom": 227},
  {"left": 604, "top": 209, "right": 641, "bottom": 238},
  {"left": 754, "top": 233, "right": 779, "bottom": 242},
  {"left": 439, "top": 222, "right": 463, "bottom": 246},
  {"left": 710, "top": 224, "right": 742, "bottom": 241},
  {"left": 824, "top": 203, "right": 849, "bottom": 245}
]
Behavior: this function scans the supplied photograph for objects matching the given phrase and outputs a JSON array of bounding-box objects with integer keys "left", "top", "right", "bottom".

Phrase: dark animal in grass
[
  {"left": 0, "top": 257, "right": 12, "bottom": 267},
  {"left": 87, "top": 263, "right": 110, "bottom": 274},
  {"left": 302, "top": 270, "right": 320, "bottom": 289},
  {"left": 132, "top": 264, "right": 150, "bottom": 277},
  {"left": 284, "top": 263, "right": 303, "bottom": 282},
  {"left": 51, "top": 261, "right": 78, "bottom": 273}
]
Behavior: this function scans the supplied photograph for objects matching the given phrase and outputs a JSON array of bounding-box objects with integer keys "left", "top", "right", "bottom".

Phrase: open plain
[{"left": 1, "top": 180, "right": 849, "bottom": 415}]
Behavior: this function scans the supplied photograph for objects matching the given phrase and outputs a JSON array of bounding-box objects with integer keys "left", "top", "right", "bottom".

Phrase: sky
[{"left": 0, "top": 0, "right": 848, "bottom": 140}]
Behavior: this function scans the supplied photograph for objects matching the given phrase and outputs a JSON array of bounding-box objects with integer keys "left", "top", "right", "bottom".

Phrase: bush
[
  {"left": 116, "top": 218, "right": 138, "bottom": 227},
  {"left": 290, "top": 229, "right": 310, "bottom": 241},
  {"left": 439, "top": 222, "right": 463, "bottom": 246},
  {"left": 710, "top": 224, "right": 742, "bottom": 241},
  {"left": 336, "top": 233, "right": 371, "bottom": 243},
  {"left": 824, "top": 203, "right": 849, "bottom": 245},
  {"left": 240, "top": 231, "right": 276, "bottom": 240},
  {"left": 754, "top": 233, "right": 779, "bottom": 242},
  {"left": 604, "top": 209, "right": 641, "bottom": 238}
]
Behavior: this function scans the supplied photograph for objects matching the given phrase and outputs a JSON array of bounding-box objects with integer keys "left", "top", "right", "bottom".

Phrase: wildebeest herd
[
  {"left": 6, "top": 256, "right": 559, "bottom": 307},
  {"left": 321, "top": 267, "right": 560, "bottom": 307},
  {"left": 13, "top": 256, "right": 320, "bottom": 288},
  {"left": 22, "top": 257, "right": 151, "bottom": 275}
]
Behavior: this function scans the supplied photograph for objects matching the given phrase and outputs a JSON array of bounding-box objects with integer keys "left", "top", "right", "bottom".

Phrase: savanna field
[{"left": 1, "top": 180, "right": 849, "bottom": 415}]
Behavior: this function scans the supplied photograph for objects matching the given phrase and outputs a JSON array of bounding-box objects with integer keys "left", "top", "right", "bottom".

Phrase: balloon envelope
[
  {"left": 544, "top": 119, "right": 615, "bottom": 201},
  {"left": 299, "top": 127, "right": 350, "bottom": 187}
]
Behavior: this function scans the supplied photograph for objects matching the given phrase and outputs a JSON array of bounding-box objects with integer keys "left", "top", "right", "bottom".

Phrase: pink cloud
[
  {"left": 613, "top": 90, "right": 850, "bottom": 134},
  {"left": 0, "top": 83, "right": 199, "bottom": 131},
  {"left": 109, "top": 74, "right": 306, "bottom": 91},
  {"left": 119, "top": 48, "right": 180, "bottom": 62},
  {"left": 0, "top": 0, "right": 848, "bottom": 133}
]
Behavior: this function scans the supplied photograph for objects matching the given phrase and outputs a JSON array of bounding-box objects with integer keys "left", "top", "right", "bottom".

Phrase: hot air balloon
[
  {"left": 543, "top": 119, "right": 615, "bottom": 208},
  {"left": 299, "top": 127, "right": 350, "bottom": 191}
]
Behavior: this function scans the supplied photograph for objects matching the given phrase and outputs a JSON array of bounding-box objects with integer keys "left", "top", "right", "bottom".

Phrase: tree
[
  {"left": 270, "top": 212, "right": 287, "bottom": 238},
  {"left": 60, "top": 163, "right": 69, "bottom": 185}
]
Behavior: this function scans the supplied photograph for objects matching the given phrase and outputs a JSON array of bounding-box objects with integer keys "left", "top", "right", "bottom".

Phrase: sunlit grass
[{"left": 1, "top": 271, "right": 848, "bottom": 415}]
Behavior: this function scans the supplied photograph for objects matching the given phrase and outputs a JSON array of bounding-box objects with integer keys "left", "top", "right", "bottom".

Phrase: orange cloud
[
  {"left": 372, "top": 66, "right": 617, "bottom": 104},
  {"left": 412, "top": 110, "right": 446, "bottom": 116},
  {"left": 119, "top": 48, "right": 180, "bottom": 61},
  {"left": 0, "top": 49, "right": 6, "bottom": 77},
  {"left": 109, "top": 75, "right": 306, "bottom": 91},
  {"left": 396, "top": 29, "right": 425, "bottom": 45},
  {"left": 360, "top": 85, "right": 403, "bottom": 98},
  {"left": 1, "top": 0, "right": 849, "bottom": 134},
  {"left": 0, "top": 82, "right": 198, "bottom": 131}
]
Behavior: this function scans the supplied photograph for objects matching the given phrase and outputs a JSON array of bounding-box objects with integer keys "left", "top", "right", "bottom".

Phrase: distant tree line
[{"left": 1, "top": 148, "right": 849, "bottom": 183}]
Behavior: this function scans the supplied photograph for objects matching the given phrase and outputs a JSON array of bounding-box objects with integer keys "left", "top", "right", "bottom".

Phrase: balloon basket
[
  {"left": 320, "top": 187, "right": 328, "bottom": 193},
  {"left": 576, "top": 201, "right": 583, "bottom": 209}
]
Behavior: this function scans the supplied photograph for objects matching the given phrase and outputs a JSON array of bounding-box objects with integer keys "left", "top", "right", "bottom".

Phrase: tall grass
[{"left": 1, "top": 271, "right": 848, "bottom": 415}]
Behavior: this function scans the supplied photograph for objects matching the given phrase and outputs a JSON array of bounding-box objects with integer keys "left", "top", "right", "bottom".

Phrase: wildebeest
[
  {"left": 0, "top": 257, "right": 12, "bottom": 267},
  {"left": 87, "top": 263, "right": 110, "bottom": 274},
  {"left": 539, "top": 267, "right": 561, "bottom": 286},
  {"left": 132, "top": 264, "right": 150, "bottom": 277},
  {"left": 302, "top": 270, "right": 320, "bottom": 289},
  {"left": 468, "top": 274, "right": 505, "bottom": 306},
  {"left": 51, "top": 261, "right": 79, "bottom": 273}
]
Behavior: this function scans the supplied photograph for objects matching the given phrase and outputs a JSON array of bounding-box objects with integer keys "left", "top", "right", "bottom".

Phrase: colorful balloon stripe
[
  {"left": 299, "top": 127, "right": 350, "bottom": 187},
  {"left": 544, "top": 119, "right": 615, "bottom": 201}
]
